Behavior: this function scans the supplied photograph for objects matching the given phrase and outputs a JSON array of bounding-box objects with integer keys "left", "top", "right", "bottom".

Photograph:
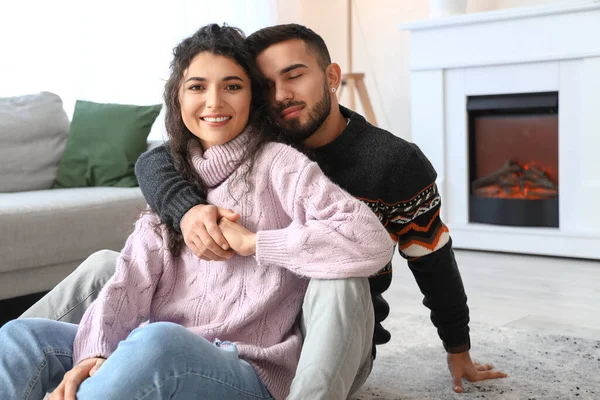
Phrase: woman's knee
[
  {"left": 0, "top": 318, "right": 77, "bottom": 347},
  {"left": 131, "top": 321, "right": 188, "bottom": 341},
  {"left": 125, "top": 322, "right": 197, "bottom": 360},
  {"left": 0, "top": 319, "right": 29, "bottom": 342},
  {"left": 0, "top": 318, "right": 45, "bottom": 341},
  {"left": 1, "top": 319, "right": 52, "bottom": 353}
]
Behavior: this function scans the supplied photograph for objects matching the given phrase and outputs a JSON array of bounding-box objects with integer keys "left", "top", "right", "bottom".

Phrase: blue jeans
[
  {"left": 22, "top": 250, "right": 375, "bottom": 399},
  {"left": 0, "top": 319, "right": 273, "bottom": 400}
]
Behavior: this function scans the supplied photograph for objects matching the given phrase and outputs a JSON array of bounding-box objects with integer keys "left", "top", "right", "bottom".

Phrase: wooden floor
[{"left": 388, "top": 249, "right": 600, "bottom": 340}]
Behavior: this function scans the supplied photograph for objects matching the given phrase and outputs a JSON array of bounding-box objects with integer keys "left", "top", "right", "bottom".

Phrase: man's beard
[{"left": 273, "top": 82, "right": 331, "bottom": 144}]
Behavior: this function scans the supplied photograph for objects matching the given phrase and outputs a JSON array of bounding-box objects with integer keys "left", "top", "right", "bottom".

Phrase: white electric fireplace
[{"left": 400, "top": 2, "right": 600, "bottom": 259}]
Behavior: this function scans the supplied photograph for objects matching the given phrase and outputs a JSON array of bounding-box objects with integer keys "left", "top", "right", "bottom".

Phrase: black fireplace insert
[{"left": 467, "top": 92, "right": 559, "bottom": 228}]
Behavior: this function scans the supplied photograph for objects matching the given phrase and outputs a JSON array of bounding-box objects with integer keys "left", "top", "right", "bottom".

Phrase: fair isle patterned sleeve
[
  {"left": 365, "top": 146, "right": 471, "bottom": 353},
  {"left": 384, "top": 182, "right": 450, "bottom": 258}
]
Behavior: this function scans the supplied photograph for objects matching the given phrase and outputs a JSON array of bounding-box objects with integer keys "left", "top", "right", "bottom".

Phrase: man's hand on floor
[
  {"left": 181, "top": 204, "right": 240, "bottom": 261},
  {"left": 447, "top": 351, "right": 508, "bottom": 393}
]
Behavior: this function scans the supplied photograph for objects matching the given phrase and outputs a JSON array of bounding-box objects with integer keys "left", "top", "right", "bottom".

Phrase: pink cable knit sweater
[{"left": 73, "top": 130, "right": 395, "bottom": 400}]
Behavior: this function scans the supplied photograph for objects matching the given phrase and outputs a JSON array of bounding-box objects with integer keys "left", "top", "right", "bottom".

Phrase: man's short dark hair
[{"left": 246, "top": 24, "right": 332, "bottom": 70}]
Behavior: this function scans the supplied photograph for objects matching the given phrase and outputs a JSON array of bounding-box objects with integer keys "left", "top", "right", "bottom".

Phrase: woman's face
[{"left": 180, "top": 52, "right": 251, "bottom": 149}]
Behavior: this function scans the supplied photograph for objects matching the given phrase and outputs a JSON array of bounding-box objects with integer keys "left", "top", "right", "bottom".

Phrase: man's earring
[{"left": 331, "top": 87, "right": 337, "bottom": 93}]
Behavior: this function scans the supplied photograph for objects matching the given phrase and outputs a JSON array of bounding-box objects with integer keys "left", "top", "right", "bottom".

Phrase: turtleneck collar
[{"left": 188, "top": 128, "right": 252, "bottom": 188}]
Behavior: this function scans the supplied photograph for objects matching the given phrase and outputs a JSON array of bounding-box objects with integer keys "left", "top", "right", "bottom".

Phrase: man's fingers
[
  {"left": 217, "top": 207, "right": 240, "bottom": 222},
  {"left": 450, "top": 369, "right": 462, "bottom": 393},
  {"left": 184, "top": 238, "right": 201, "bottom": 258},
  {"left": 191, "top": 237, "right": 228, "bottom": 261},
  {"left": 187, "top": 237, "right": 214, "bottom": 261},
  {"left": 181, "top": 204, "right": 232, "bottom": 259},
  {"left": 185, "top": 219, "right": 230, "bottom": 260},
  {"left": 196, "top": 230, "right": 233, "bottom": 261},
  {"left": 467, "top": 370, "right": 509, "bottom": 382},
  {"left": 205, "top": 222, "right": 231, "bottom": 251},
  {"left": 474, "top": 363, "right": 494, "bottom": 371},
  {"left": 480, "top": 370, "right": 508, "bottom": 380},
  {"left": 452, "top": 374, "right": 463, "bottom": 393},
  {"left": 199, "top": 225, "right": 234, "bottom": 259}
]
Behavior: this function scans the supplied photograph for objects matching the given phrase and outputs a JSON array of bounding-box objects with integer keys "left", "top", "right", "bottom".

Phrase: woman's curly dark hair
[{"left": 157, "top": 24, "right": 278, "bottom": 255}]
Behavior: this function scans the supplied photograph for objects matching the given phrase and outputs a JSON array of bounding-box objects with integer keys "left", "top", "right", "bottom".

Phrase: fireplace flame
[{"left": 472, "top": 160, "right": 558, "bottom": 200}]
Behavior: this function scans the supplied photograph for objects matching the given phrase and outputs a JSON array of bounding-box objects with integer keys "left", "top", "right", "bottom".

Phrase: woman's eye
[
  {"left": 226, "top": 84, "right": 242, "bottom": 91},
  {"left": 289, "top": 75, "right": 301, "bottom": 80},
  {"left": 189, "top": 85, "right": 204, "bottom": 91}
]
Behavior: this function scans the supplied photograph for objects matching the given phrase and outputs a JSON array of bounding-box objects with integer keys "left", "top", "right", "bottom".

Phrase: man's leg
[
  {"left": 0, "top": 318, "right": 79, "bottom": 399},
  {"left": 288, "top": 278, "right": 374, "bottom": 400},
  {"left": 20, "top": 250, "right": 119, "bottom": 323}
]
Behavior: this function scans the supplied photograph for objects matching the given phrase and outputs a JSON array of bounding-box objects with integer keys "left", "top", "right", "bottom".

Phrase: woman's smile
[{"left": 200, "top": 114, "right": 233, "bottom": 126}]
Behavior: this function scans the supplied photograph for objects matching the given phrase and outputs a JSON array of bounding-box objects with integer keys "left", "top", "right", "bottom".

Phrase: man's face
[{"left": 256, "top": 39, "right": 331, "bottom": 143}]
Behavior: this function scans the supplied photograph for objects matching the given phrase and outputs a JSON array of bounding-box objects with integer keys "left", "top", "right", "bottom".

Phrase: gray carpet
[{"left": 352, "top": 314, "right": 600, "bottom": 400}]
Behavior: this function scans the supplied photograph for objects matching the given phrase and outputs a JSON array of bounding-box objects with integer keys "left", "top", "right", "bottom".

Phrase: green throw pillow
[{"left": 54, "top": 100, "right": 162, "bottom": 188}]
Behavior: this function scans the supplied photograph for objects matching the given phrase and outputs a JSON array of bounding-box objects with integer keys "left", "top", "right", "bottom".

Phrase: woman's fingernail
[{"left": 222, "top": 244, "right": 228, "bottom": 250}]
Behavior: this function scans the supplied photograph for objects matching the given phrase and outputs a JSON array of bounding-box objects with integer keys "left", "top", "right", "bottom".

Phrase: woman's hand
[
  {"left": 49, "top": 357, "right": 105, "bottom": 400},
  {"left": 218, "top": 218, "right": 256, "bottom": 256}
]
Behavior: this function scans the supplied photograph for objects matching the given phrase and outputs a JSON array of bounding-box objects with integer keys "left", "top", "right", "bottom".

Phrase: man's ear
[{"left": 326, "top": 63, "right": 342, "bottom": 91}]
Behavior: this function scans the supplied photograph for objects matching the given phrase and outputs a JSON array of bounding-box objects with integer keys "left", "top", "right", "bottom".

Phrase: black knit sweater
[{"left": 135, "top": 106, "right": 471, "bottom": 355}]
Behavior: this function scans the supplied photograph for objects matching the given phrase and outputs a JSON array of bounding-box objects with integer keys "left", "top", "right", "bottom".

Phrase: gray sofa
[{"left": 0, "top": 92, "right": 151, "bottom": 300}]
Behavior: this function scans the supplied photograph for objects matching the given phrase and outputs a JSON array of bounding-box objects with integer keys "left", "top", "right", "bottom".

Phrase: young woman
[{"left": 0, "top": 24, "right": 394, "bottom": 400}]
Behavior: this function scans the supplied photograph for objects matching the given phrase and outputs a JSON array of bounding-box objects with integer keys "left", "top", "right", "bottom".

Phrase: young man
[{"left": 23, "top": 24, "right": 506, "bottom": 398}]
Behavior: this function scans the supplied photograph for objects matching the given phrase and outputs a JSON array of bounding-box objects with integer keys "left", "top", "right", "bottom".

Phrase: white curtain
[{"left": 0, "top": 0, "right": 277, "bottom": 139}]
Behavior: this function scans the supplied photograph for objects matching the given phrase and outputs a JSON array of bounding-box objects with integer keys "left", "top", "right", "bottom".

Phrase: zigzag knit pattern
[{"left": 359, "top": 182, "right": 450, "bottom": 259}]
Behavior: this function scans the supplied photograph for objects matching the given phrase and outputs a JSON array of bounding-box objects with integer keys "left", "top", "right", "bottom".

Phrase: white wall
[
  {"left": 0, "top": 0, "right": 277, "bottom": 141},
  {"left": 277, "top": 0, "right": 568, "bottom": 141}
]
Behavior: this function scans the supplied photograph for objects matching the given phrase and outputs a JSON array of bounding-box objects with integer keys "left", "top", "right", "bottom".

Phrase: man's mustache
[{"left": 274, "top": 101, "right": 306, "bottom": 116}]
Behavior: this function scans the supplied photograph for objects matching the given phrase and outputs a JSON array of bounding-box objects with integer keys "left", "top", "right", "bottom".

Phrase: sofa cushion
[
  {"left": 53, "top": 100, "right": 162, "bottom": 188},
  {"left": 0, "top": 92, "right": 69, "bottom": 192},
  {"left": 0, "top": 187, "right": 148, "bottom": 274}
]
